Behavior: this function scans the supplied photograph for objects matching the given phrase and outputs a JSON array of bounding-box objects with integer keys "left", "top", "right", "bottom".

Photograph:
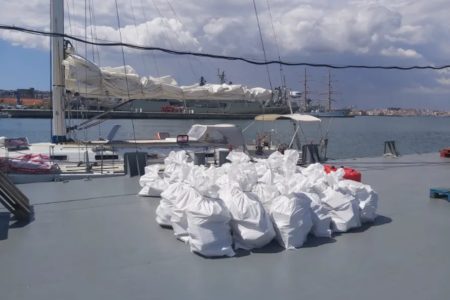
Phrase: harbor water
[{"left": 1, "top": 116, "right": 449, "bottom": 159}]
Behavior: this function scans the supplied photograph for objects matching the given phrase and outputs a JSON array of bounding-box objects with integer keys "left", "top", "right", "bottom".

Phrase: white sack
[
  {"left": 140, "top": 165, "right": 160, "bottom": 187},
  {"left": 300, "top": 163, "right": 326, "bottom": 180},
  {"left": 187, "top": 197, "right": 235, "bottom": 257},
  {"left": 226, "top": 151, "right": 251, "bottom": 164},
  {"left": 188, "top": 165, "right": 220, "bottom": 198},
  {"left": 163, "top": 150, "right": 191, "bottom": 182},
  {"left": 171, "top": 185, "right": 202, "bottom": 242},
  {"left": 254, "top": 161, "right": 269, "bottom": 180},
  {"left": 282, "top": 150, "right": 299, "bottom": 177},
  {"left": 321, "top": 188, "right": 361, "bottom": 232},
  {"left": 325, "top": 168, "right": 345, "bottom": 187},
  {"left": 155, "top": 198, "right": 173, "bottom": 227},
  {"left": 297, "top": 192, "right": 332, "bottom": 238},
  {"left": 252, "top": 183, "right": 280, "bottom": 211},
  {"left": 220, "top": 187, "right": 275, "bottom": 250},
  {"left": 337, "top": 180, "right": 378, "bottom": 222},
  {"left": 138, "top": 164, "right": 168, "bottom": 197},
  {"left": 138, "top": 184, "right": 168, "bottom": 197},
  {"left": 270, "top": 194, "right": 313, "bottom": 249},
  {"left": 227, "top": 162, "right": 258, "bottom": 192},
  {"left": 267, "top": 151, "right": 285, "bottom": 174},
  {"left": 156, "top": 181, "right": 189, "bottom": 227},
  {"left": 138, "top": 180, "right": 168, "bottom": 197}
]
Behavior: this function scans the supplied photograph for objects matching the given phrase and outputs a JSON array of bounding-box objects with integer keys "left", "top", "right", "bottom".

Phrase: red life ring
[
  {"left": 324, "top": 164, "right": 362, "bottom": 182},
  {"left": 440, "top": 148, "right": 450, "bottom": 158}
]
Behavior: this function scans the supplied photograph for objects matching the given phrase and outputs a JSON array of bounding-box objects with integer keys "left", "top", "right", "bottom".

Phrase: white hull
[{"left": 306, "top": 109, "right": 352, "bottom": 118}]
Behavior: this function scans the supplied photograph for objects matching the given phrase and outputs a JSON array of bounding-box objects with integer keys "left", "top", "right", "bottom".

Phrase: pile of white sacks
[{"left": 138, "top": 150, "right": 378, "bottom": 257}]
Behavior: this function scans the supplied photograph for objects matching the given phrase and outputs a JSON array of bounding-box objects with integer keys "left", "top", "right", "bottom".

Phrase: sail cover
[
  {"left": 63, "top": 54, "right": 272, "bottom": 102},
  {"left": 187, "top": 124, "right": 246, "bottom": 149}
]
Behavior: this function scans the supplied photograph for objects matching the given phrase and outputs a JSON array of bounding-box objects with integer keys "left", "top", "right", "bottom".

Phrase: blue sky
[
  {"left": 0, "top": 40, "right": 49, "bottom": 90},
  {"left": 0, "top": 0, "right": 449, "bottom": 109}
]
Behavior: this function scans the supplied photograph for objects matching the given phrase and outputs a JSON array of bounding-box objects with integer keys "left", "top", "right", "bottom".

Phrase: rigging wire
[
  {"left": 129, "top": 0, "right": 151, "bottom": 78},
  {"left": 82, "top": 0, "right": 88, "bottom": 141},
  {"left": 88, "top": 0, "right": 103, "bottom": 139},
  {"left": 64, "top": 0, "right": 75, "bottom": 139},
  {"left": 89, "top": 0, "right": 101, "bottom": 66},
  {"left": 139, "top": 0, "right": 160, "bottom": 76},
  {"left": 114, "top": 0, "right": 138, "bottom": 148},
  {"left": 252, "top": 0, "right": 273, "bottom": 91},
  {"left": 65, "top": 0, "right": 73, "bottom": 36},
  {"left": 150, "top": 0, "right": 197, "bottom": 78},
  {"left": 265, "top": 0, "right": 284, "bottom": 87},
  {"left": 2, "top": 24, "right": 450, "bottom": 71},
  {"left": 165, "top": 0, "right": 198, "bottom": 78}
]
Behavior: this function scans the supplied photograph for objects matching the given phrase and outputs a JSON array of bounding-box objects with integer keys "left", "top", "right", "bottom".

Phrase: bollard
[
  {"left": 217, "top": 150, "right": 229, "bottom": 166},
  {"left": 301, "top": 144, "right": 321, "bottom": 165},
  {"left": 384, "top": 141, "right": 399, "bottom": 157},
  {"left": 319, "top": 138, "right": 328, "bottom": 161},
  {"left": 194, "top": 152, "right": 206, "bottom": 166},
  {"left": 124, "top": 152, "right": 147, "bottom": 177}
]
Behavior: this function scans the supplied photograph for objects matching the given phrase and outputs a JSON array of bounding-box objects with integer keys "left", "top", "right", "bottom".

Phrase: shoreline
[{"left": 2, "top": 109, "right": 448, "bottom": 119}]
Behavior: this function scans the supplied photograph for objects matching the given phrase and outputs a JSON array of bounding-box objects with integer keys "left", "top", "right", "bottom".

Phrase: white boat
[
  {"left": 246, "top": 113, "right": 322, "bottom": 158},
  {"left": 0, "top": 1, "right": 322, "bottom": 183},
  {"left": 308, "top": 108, "right": 352, "bottom": 118},
  {"left": 0, "top": 111, "right": 11, "bottom": 118},
  {"left": 0, "top": 1, "right": 249, "bottom": 182},
  {"left": 63, "top": 53, "right": 297, "bottom": 117}
]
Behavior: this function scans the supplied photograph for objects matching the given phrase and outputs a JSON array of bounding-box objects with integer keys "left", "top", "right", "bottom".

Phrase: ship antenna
[{"left": 217, "top": 69, "right": 226, "bottom": 84}]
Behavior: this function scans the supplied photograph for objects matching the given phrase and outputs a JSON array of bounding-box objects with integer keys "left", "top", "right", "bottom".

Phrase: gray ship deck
[{"left": 1, "top": 153, "right": 450, "bottom": 300}]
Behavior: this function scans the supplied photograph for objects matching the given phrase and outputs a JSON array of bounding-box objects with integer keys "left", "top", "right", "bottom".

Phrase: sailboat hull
[{"left": 307, "top": 109, "right": 353, "bottom": 118}]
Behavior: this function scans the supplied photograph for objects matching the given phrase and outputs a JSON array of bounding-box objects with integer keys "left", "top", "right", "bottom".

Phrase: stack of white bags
[{"left": 138, "top": 150, "right": 378, "bottom": 257}]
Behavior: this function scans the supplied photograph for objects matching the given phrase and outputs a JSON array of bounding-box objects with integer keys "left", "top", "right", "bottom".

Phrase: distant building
[
  {"left": 0, "top": 97, "right": 47, "bottom": 108},
  {"left": 17, "top": 88, "right": 35, "bottom": 98}
]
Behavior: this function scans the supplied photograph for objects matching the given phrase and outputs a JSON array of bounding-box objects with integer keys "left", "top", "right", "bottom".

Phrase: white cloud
[
  {"left": 432, "top": 69, "right": 450, "bottom": 93},
  {"left": 403, "top": 84, "right": 450, "bottom": 95},
  {"left": 90, "top": 19, "right": 201, "bottom": 51},
  {"left": 261, "top": 3, "right": 408, "bottom": 55},
  {"left": 0, "top": 1, "right": 443, "bottom": 60},
  {"left": 201, "top": 17, "right": 259, "bottom": 56},
  {"left": 436, "top": 77, "right": 450, "bottom": 86},
  {"left": 380, "top": 47, "right": 422, "bottom": 58},
  {"left": 1, "top": 0, "right": 450, "bottom": 108},
  {"left": 0, "top": 30, "right": 49, "bottom": 50}
]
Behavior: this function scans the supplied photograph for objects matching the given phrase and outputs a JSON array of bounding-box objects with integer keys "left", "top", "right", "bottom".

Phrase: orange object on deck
[{"left": 324, "top": 164, "right": 362, "bottom": 182}]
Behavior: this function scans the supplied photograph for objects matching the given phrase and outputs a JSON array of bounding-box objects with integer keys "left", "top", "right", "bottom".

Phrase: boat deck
[{"left": 1, "top": 152, "right": 450, "bottom": 300}]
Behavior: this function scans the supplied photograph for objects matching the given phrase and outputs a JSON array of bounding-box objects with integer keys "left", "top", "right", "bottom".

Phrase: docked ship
[
  {"left": 294, "top": 69, "right": 352, "bottom": 118},
  {"left": 307, "top": 107, "right": 352, "bottom": 118},
  {"left": 64, "top": 56, "right": 297, "bottom": 118}
]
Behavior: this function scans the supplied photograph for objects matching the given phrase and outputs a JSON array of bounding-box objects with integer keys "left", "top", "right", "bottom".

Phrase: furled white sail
[{"left": 63, "top": 54, "right": 272, "bottom": 102}]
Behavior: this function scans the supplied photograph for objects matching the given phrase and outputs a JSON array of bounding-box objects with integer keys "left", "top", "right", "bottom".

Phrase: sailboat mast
[
  {"left": 303, "top": 68, "right": 308, "bottom": 112},
  {"left": 327, "top": 70, "right": 332, "bottom": 111},
  {"left": 51, "top": 0, "right": 66, "bottom": 143}
]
